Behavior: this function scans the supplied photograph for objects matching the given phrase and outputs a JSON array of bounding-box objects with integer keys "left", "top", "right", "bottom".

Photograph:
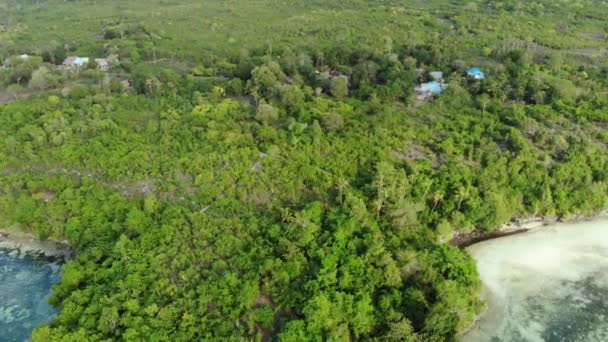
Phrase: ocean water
[
  {"left": 464, "top": 219, "right": 608, "bottom": 342},
  {"left": 0, "top": 247, "right": 62, "bottom": 342}
]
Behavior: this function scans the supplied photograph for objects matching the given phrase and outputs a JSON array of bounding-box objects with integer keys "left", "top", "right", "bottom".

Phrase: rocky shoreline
[
  {"left": 451, "top": 210, "right": 608, "bottom": 248},
  {"left": 0, "top": 228, "right": 72, "bottom": 261}
]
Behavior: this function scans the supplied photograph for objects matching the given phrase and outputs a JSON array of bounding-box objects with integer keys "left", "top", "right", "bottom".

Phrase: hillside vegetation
[{"left": 0, "top": 0, "right": 607, "bottom": 341}]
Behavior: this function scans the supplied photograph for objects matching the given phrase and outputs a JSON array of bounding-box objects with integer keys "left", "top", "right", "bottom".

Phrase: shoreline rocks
[
  {"left": 0, "top": 228, "right": 72, "bottom": 261},
  {"left": 451, "top": 210, "right": 608, "bottom": 248}
]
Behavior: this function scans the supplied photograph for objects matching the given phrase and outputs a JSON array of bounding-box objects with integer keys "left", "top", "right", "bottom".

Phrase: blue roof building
[
  {"left": 74, "top": 57, "right": 89, "bottom": 66},
  {"left": 416, "top": 81, "right": 445, "bottom": 95},
  {"left": 63, "top": 56, "right": 90, "bottom": 68},
  {"left": 467, "top": 67, "right": 485, "bottom": 79}
]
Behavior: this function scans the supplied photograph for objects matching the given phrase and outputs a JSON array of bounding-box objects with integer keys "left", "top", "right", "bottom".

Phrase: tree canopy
[{"left": 0, "top": 0, "right": 606, "bottom": 340}]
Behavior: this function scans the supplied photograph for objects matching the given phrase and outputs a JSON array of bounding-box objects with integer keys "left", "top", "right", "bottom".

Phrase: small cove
[
  {"left": 463, "top": 218, "right": 608, "bottom": 341},
  {"left": 0, "top": 237, "right": 66, "bottom": 342}
]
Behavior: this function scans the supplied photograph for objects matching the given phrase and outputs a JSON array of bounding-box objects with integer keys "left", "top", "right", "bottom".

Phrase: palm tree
[
  {"left": 390, "top": 199, "right": 423, "bottom": 229},
  {"left": 432, "top": 191, "right": 444, "bottom": 211},
  {"left": 373, "top": 190, "right": 386, "bottom": 217},
  {"left": 533, "top": 90, "right": 545, "bottom": 105},
  {"left": 422, "top": 179, "right": 434, "bottom": 199},
  {"left": 456, "top": 187, "right": 469, "bottom": 211},
  {"left": 336, "top": 177, "right": 349, "bottom": 206},
  {"left": 280, "top": 208, "right": 295, "bottom": 223},
  {"left": 478, "top": 94, "right": 491, "bottom": 114}
]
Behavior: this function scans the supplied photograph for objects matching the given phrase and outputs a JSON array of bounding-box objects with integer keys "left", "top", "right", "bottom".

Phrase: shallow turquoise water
[
  {"left": 0, "top": 248, "right": 62, "bottom": 342},
  {"left": 464, "top": 219, "right": 608, "bottom": 342}
]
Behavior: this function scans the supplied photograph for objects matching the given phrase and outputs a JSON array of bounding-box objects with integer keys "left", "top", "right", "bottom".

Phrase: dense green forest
[{"left": 0, "top": 0, "right": 607, "bottom": 340}]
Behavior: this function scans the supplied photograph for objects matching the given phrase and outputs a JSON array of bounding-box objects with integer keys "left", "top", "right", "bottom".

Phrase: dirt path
[{"left": 0, "top": 89, "right": 42, "bottom": 104}]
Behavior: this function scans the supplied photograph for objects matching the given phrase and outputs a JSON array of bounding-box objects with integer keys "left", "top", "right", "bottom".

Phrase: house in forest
[
  {"left": 63, "top": 56, "right": 90, "bottom": 68},
  {"left": 466, "top": 67, "right": 485, "bottom": 80},
  {"left": 95, "top": 58, "right": 110, "bottom": 71},
  {"left": 415, "top": 80, "right": 445, "bottom": 101},
  {"left": 121, "top": 79, "right": 131, "bottom": 91},
  {"left": 415, "top": 69, "right": 447, "bottom": 101},
  {"left": 429, "top": 71, "right": 444, "bottom": 81},
  {"left": 2, "top": 54, "right": 31, "bottom": 68},
  {"left": 415, "top": 81, "right": 445, "bottom": 95}
]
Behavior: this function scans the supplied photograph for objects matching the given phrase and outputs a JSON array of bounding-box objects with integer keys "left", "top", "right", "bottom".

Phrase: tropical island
[{"left": 0, "top": 0, "right": 606, "bottom": 340}]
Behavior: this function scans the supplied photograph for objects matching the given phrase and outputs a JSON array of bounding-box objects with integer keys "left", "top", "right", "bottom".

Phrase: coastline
[
  {"left": 459, "top": 284, "right": 498, "bottom": 338},
  {"left": 450, "top": 209, "right": 608, "bottom": 248},
  {"left": 457, "top": 210, "right": 608, "bottom": 339},
  {"left": 0, "top": 227, "right": 72, "bottom": 261}
]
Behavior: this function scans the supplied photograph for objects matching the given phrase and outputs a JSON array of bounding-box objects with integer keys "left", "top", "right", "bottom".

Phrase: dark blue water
[{"left": 0, "top": 248, "right": 62, "bottom": 342}]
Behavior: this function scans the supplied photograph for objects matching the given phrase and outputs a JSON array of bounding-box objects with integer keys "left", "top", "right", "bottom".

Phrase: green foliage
[
  {"left": 0, "top": 0, "right": 606, "bottom": 340},
  {"left": 330, "top": 75, "right": 349, "bottom": 99},
  {"left": 255, "top": 102, "right": 279, "bottom": 125}
]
